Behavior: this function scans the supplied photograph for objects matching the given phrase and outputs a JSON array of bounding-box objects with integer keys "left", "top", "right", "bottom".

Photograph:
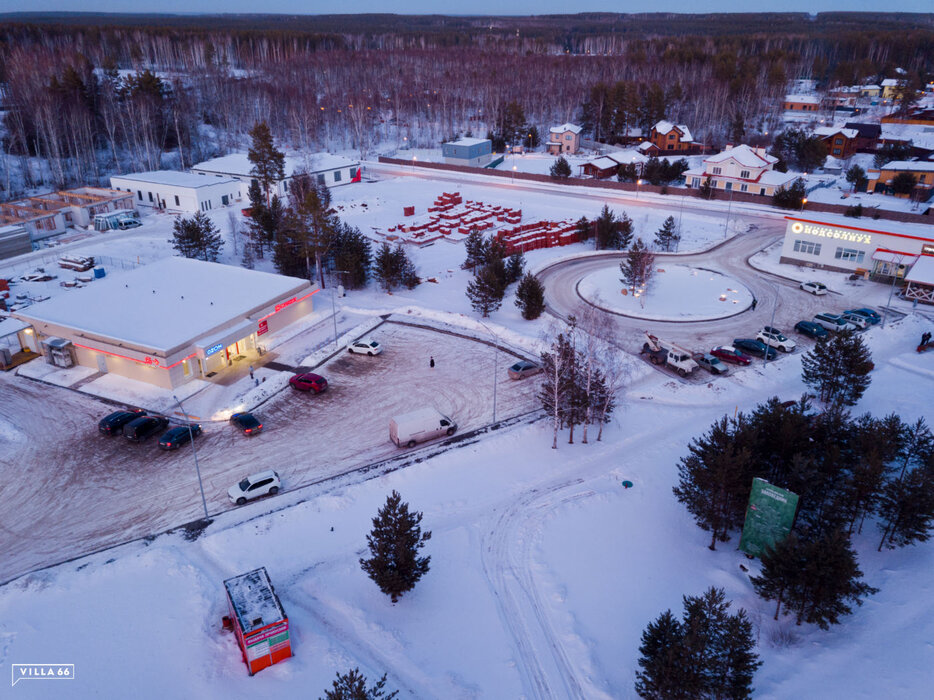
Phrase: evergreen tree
[
  {"left": 539, "top": 331, "right": 577, "bottom": 449},
  {"left": 329, "top": 223, "right": 372, "bottom": 289},
  {"left": 373, "top": 242, "right": 396, "bottom": 292},
  {"left": 247, "top": 120, "right": 285, "bottom": 205},
  {"left": 550, "top": 156, "right": 572, "bottom": 179},
  {"left": 463, "top": 228, "right": 486, "bottom": 269},
  {"left": 595, "top": 205, "right": 633, "bottom": 250},
  {"left": 673, "top": 416, "right": 755, "bottom": 550},
  {"left": 272, "top": 210, "right": 311, "bottom": 278},
  {"left": 845, "top": 164, "right": 868, "bottom": 192},
  {"left": 290, "top": 174, "right": 336, "bottom": 287},
  {"left": 505, "top": 251, "right": 525, "bottom": 284},
  {"left": 801, "top": 330, "right": 873, "bottom": 407},
  {"left": 617, "top": 162, "right": 639, "bottom": 182},
  {"left": 321, "top": 668, "right": 398, "bottom": 700},
  {"left": 394, "top": 244, "right": 420, "bottom": 289},
  {"left": 620, "top": 238, "right": 655, "bottom": 297},
  {"left": 515, "top": 272, "right": 546, "bottom": 320},
  {"left": 170, "top": 211, "right": 223, "bottom": 262},
  {"left": 654, "top": 216, "right": 678, "bottom": 251},
  {"left": 634, "top": 610, "right": 686, "bottom": 700},
  {"left": 523, "top": 125, "right": 541, "bottom": 149},
  {"left": 750, "top": 532, "right": 807, "bottom": 621},
  {"left": 699, "top": 176, "right": 715, "bottom": 200},
  {"left": 891, "top": 172, "right": 917, "bottom": 196},
  {"left": 877, "top": 452, "right": 934, "bottom": 551},
  {"left": 772, "top": 179, "right": 807, "bottom": 210},
  {"left": 466, "top": 263, "right": 506, "bottom": 317},
  {"left": 575, "top": 216, "right": 593, "bottom": 242},
  {"left": 240, "top": 239, "right": 255, "bottom": 269},
  {"left": 359, "top": 490, "right": 431, "bottom": 603}
]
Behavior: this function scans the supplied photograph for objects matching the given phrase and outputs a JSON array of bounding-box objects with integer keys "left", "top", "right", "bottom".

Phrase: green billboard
[{"left": 738, "top": 478, "right": 799, "bottom": 557}]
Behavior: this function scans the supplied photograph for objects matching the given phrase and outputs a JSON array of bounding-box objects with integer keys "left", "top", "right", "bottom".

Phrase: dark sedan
[
  {"left": 230, "top": 412, "right": 264, "bottom": 436},
  {"left": 711, "top": 345, "right": 752, "bottom": 366},
  {"left": 158, "top": 424, "right": 203, "bottom": 450},
  {"left": 123, "top": 415, "right": 170, "bottom": 442},
  {"left": 732, "top": 338, "right": 778, "bottom": 360},
  {"left": 794, "top": 320, "right": 829, "bottom": 340},
  {"left": 98, "top": 408, "right": 145, "bottom": 435}
]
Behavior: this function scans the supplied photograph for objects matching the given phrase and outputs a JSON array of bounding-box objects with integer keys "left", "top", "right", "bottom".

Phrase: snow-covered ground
[{"left": 1, "top": 167, "right": 933, "bottom": 698}]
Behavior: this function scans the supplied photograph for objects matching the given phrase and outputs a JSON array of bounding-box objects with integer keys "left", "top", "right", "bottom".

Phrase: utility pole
[{"left": 173, "top": 394, "right": 209, "bottom": 521}]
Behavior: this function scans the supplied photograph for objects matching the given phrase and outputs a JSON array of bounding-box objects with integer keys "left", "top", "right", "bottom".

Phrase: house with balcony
[
  {"left": 648, "top": 121, "right": 702, "bottom": 154},
  {"left": 682, "top": 144, "right": 799, "bottom": 197},
  {"left": 546, "top": 123, "right": 582, "bottom": 155}
]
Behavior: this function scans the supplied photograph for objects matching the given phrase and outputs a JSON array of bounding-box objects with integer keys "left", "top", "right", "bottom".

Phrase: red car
[
  {"left": 710, "top": 345, "right": 752, "bottom": 366},
  {"left": 289, "top": 372, "right": 328, "bottom": 393}
]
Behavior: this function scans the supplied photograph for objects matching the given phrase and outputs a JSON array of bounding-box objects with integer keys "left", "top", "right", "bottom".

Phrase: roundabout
[{"left": 577, "top": 263, "right": 753, "bottom": 322}]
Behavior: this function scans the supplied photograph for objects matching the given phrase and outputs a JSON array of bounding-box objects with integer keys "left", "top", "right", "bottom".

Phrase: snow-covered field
[{"left": 1, "top": 168, "right": 933, "bottom": 698}]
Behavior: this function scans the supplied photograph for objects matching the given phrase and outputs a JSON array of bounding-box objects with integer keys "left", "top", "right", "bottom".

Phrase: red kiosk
[{"left": 223, "top": 567, "right": 292, "bottom": 676}]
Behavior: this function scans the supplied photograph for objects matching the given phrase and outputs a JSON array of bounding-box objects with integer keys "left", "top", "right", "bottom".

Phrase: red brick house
[
  {"left": 814, "top": 126, "right": 858, "bottom": 159},
  {"left": 649, "top": 121, "right": 700, "bottom": 154}
]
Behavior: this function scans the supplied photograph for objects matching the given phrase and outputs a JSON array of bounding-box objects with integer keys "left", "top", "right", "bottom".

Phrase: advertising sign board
[{"left": 739, "top": 478, "right": 799, "bottom": 557}]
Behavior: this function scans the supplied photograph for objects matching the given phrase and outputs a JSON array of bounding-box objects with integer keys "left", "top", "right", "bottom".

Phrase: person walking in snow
[
  {"left": 249, "top": 364, "right": 254, "bottom": 380},
  {"left": 429, "top": 356, "right": 435, "bottom": 368},
  {"left": 751, "top": 297, "right": 757, "bottom": 311}
]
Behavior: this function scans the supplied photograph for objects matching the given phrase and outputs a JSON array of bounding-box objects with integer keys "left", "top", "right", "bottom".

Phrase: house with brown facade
[
  {"left": 881, "top": 108, "right": 934, "bottom": 126},
  {"left": 844, "top": 122, "right": 882, "bottom": 152},
  {"left": 649, "top": 121, "right": 701, "bottom": 154},
  {"left": 547, "top": 123, "right": 582, "bottom": 155},
  {"left": 783, "top": 94, "right": 821, "bottom": 112},
  {"left": 814, "top": 126, "right": 859, "bottom": 159}
]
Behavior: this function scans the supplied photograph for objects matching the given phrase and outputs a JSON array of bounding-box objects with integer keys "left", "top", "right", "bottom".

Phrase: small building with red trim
[
  {"left": 779, "top": 215, "right": 934, "bottom": 281},
  {"left": 12, "top": 257, "right": 317, "bottom": 388},
  {"left": 224, "top": 567, "right": 292, "bottom": 676}
]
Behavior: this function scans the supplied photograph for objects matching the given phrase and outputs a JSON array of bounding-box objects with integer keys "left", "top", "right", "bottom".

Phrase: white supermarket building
[
  {"left": 780, "top": 215, "right": 934, "bottom": 281},
  {"left": 12, "top": 257, "right": 318, "bottom": 388}
]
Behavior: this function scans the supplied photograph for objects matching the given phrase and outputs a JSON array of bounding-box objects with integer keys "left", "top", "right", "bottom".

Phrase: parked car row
[{"left": 98, "top": 409, "right": 202, "bottom": 449}]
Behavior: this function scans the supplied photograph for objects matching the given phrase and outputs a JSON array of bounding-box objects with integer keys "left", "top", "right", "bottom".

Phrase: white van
[{"left": 390, "top": 408, "right": 456, "bottom": 448}]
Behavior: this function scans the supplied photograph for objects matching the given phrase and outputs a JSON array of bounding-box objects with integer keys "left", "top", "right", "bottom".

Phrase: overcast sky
[{"left": 0, "top": 1, "right": 930, "bottom": 15}]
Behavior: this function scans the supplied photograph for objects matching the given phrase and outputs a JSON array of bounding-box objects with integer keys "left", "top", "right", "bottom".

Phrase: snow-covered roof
[
  {"left": 906, "top": 255, "right": 934, "bottom": 285},
  {"left": 587, "top": 157, "right": 619, "bottom": 170},
  {"left": 814, "top": 127, "right": 859, "bottom": 139},
  {"left": 653, "top": 121, "right": 693, "bottom": 142},
  {"left": 111, "top": 171, "right": 237, "bottom": 189},
  {"left": 637, "top": 141, "right": 654, "bottom": 152},
  {"left": 785, "top": 94, "right": 821, "bottom": 104},
  {"left": 606, "top": 150, "right": 648, "bottom": 165},
  {"left": 0, "top": 316, "right": 29, "bottom": 338},
  {"left": 872, "top": 249, "right": 919, "bottom": 264},
  {"left": 881, "top": 78, "right": 902, "bottom": 87},
  {"left": 758, "top": 170, "right": 800, "bottom": 186},
  {"left": 705, "top": 144, "right": 777, "bottom": 168},
  {"left": 224, "top": 567, "right": 286, "bottom": 634},
  {"left": 191, "top": 152, "right": 357, "bottom": 179},
  {"left": 878, "top": 160, "right": 934, "bottom": 172},
  {"left": 445, "top": 138, "right": 490, "bottom": 147},
  {"left": 859, "top": 84, "right": 881, "bottom": 90},
  {"left": 13, "top": 257, "right": 311, "bottom": 354},
  {"left": 549, "top": 123, "right": 582, "bottom": 135},
  {"left": 879, "top": 123, "right": 934, "bottom": 151}
]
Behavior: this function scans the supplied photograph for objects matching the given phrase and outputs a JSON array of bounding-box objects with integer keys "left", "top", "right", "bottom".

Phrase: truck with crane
[{"left": 640, "top": 332, "right": 699, "bottom": 377}]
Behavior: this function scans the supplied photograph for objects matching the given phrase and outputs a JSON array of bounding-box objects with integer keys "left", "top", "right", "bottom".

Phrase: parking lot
[{"left": 0, "top": 323, "right": 540, "bottom": 581}]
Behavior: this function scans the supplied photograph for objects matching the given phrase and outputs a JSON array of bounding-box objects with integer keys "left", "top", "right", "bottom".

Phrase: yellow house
[
  {"left": 881, "top": 78, "right": 905, "bottom": 100},
  {"left": 867, "top": 161, "right": 934, "bottom": 198}
]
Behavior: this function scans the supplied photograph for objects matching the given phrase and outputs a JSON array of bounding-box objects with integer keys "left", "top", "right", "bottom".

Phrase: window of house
[
  {"left": 334, "top": 170, "right": 342, "bottom": 182},
  {"left": 740, "top": 170, "right": 750, "bottom": 178},
  {"left": 148, "top": 192, "right": 153, "bottom": 202},
  {"left": 317, "top": 174, "right": 325, "bottom": 185},
  {"left": 351, "top": 167, "right": 358, "bottom": 179},
  {"left": 760, "top": 188, "right": 766, "bottom": 195},
  {"left": 725, "top": 181, "right": 733, "bottom": 191},
  {"left": 712, "top": 167, "right": 722, "bottom": 175},
  {"left": 174, "top": 195, "right": 180, "bottom": 206},
  {"left": 138, "top": 191, "right": 143, "bottom": 200},
  {"left": 835, "top": 247, "right": 865, "bottom": 263},
  {"left": 834, "top": 138, "right": 843, "bottom": 145},
  {"left": 668, "top": 133, "right": 675, "bottom": 140},
  {"left": 222, "top": 195, "right": 229, "bottom": 206},
  {"left": 834, "top": 148, "right": 841, "bottom": 155},
  {"left": 793, "top": 239, "right": 822, "bottom": 256},
  {"left": 740, "top": 184, "right": 748, "bottom": 192},
  {"left": 566, "top": 134, "right": 572, "bottom": 140},
  {"left": 691, "top": 178, "right": 700, "bottom": 187}
]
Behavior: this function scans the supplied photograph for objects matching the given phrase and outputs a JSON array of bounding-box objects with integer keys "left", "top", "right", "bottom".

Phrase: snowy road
[{"left": 0, "top": 323, "right": 539, "bottom": 583}]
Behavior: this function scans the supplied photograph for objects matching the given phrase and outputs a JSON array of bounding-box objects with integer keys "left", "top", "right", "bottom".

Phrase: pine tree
[
  {"left": 801, "top": 330, "right": 874, "bottom": 407},
  {"left": 321, "top": 668, "right": 399, "bottom": 700},
  {"left": 505, "top": 252, "right": 525, "bottom": 284},
  {"left": 272, "top": 210, "right": 310, "bottom": 278},
  {"left": 595, "top": 205, "right": 633, "bottom": 250},
  {"left": 574, "top": 216, "right": 592, "bottom": 242},
  {"left": 247, "top": 120, "right": 285, "bottom": 205},
  {"left": 673, "top": 416, "right": 755, "bottom": 550},
  {"left": 329, "top": 223, "right": 372, "bottom": 289},
  {"left": 463, "top": 228, "right": 486, "bottom": 269},
  {"left": 845, "top": 164, "right": 868, "bottom": 192},
  {"left": 877, "top": 458, "right": 934, "bottom": 551},
  {"left": 515, "top": 272, "right": 545, "bottom": 320},
  {"left": 359, "top": 490, "right": 431, "bottom": 604},
  {"left": 634, "top": 610, "right": 686, "bottom": 700},
  {"left": 620, "top": 238, "right": 655, "bottom": 302},
  {"left": 523, "top": 125, "right": 540, "bottom": 149},
  {"left": 617, "top": 162, "right": 639, "bottom": 182},
  {"left": 240, "top": 239, "right": 255, "bottom": 269},
  {"left": 654, "top": 216, "right": 678, "bottom": 252},
  {"left": 699, "top": 176, "right": 715, "bottom": 200},
  {"left": 373, "top": 242, "right": 396, "bottom": 292},
  {"left": 466, "top": 263, "right": 505, "bottom": 317},
  {"left": 772, "top": 179, "right": 807, "bottom": 210},
  {"left": 170, "top": 211, "right": 223, "bottom": 262},
  {"left": 550, "top": 155, "right": 572, "bottom": 179},
  {"left": 290, "top": 174, "right": 336, "bottom": 288},
  {"left": 394, "top": 245, "right": 420, "bottom": 289},
  {"left": 751, "top": 532, "right": 806, "bottom": 621}
]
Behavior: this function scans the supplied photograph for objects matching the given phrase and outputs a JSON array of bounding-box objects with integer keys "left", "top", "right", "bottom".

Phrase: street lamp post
[
  {"left": 677, "top": 192, "right": 686, "bottom": 250},
  {"left": 801, "top": 197, "right": 808, "bottom": 212},
  {"left": 330, "top": 270, "right": 349, "bottom": 347},
  {"left": 763, "top": 280, "right": 778, "bottom": 367},
  {"left": 173, "top": 394, "right": 209, "bottom": 521},
  {"left": 477, "top": 320, "right": 499, "bottom": 424},
  {"left": 636, "top": 179, "right": 642, "bottom": 199},
  {"left": 512, "top": 165, "right": 517, "bottom": 183},
  {"left": 412, "top": 155, "right": 417, "bottom": 171}
]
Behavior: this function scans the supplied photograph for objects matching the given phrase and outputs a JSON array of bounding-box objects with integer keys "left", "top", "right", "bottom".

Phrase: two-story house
[
  {"left": 649, "top": 121, "right": 698, "bottom": 154},
  {"left": 546, "top": 123, "right": 582, "bottom": 155},
  {"left": 867, "top": 161, "right": 934, "bottom": 198},
  {"left": 814, "top": 126, "right": 859, "bottom": 159},
  {"left": 682, "top": 144, "right": 799, "bottom": 196},
  {"left": 844, "top": 122, "right": 882, "bottom": 152}
]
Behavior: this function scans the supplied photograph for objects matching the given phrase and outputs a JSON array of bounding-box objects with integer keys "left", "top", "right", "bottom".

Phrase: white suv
[
  {"left": 813, "top": 313, "right": 856, "bottom": 332},
  {"left": 757, "top": 327, "right": 797, "bottom": 352},
  {"left": 348, "top": 338, "right": 382, "bottom": 356},
  {"left": 228, "top": 470, "right": 281, "bottom": 505},
  {"left": 800, "top": 281, "right": 828, "bottom": 295}
]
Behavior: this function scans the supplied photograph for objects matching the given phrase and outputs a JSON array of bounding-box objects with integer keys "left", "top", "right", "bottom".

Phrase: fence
[{"left": 377, "top": 156, "right": 932, "bottom": 226}]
